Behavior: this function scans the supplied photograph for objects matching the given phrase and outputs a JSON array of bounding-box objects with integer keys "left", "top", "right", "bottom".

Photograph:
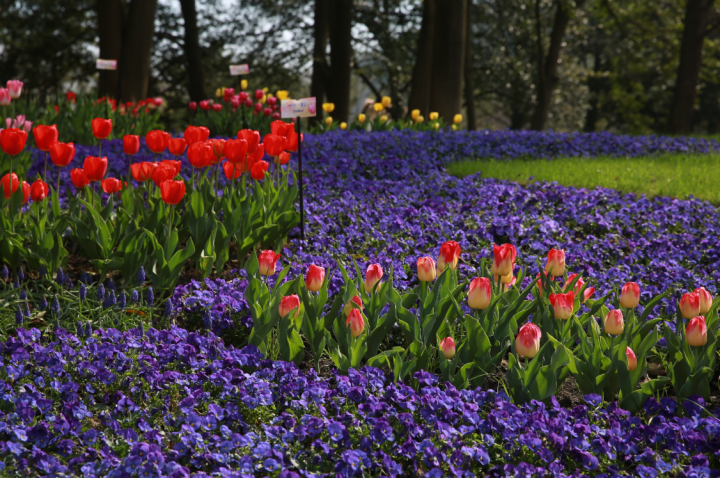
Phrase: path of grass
[{"left": 447, "top": 153, "right": 720, "bottom": 204}]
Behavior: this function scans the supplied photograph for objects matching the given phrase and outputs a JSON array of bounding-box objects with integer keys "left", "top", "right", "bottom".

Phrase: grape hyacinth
[
  {"left": 51, "top": 295, "right": 60, "bottom": 315},
  {"left": 131, "top": 289, "right": 139, "bottom": 304},
  {"left": 17, "top": 267, "right": 24, "bottom": 282},
  {"left": 15, "top": 307, "right": 23, "bottom": 325},
  {"left": 203, "top": 310, "right": 213, "bottom": 330},
  {"left": 164, "top": 298, "right": 173, "bottom": 317},
  {"left": 96, "top": 284, "right": 105, "bottom": 301},
  {"left": 39, "top": 296, "right": 47, "bottom": 310},
  {"left": 79, "top": 282, "right": 87, "bottom": 303},
  {"left": 103, "top": 289, "right": 117, "bottom": 310},
  {"left": 118, "top": 291, "right": 127, "bottom": 310},
  {"left": 137, "top": 266, "right": 145, "bottom": 285},
  {"left": 107, "top": 278, "right": 115, "bottom": 291},
  {"left": 39, "top": 265, "right": 47, "bottom": 279},
  {"left": 19, "top": 289, "right": 27, "bottom": 300},
  {"left": 13, "top": 277, "right": 19, "bottom": 289},
  {"left": 76, "top": 321, "right": 84, "bottom": 338},
  {"left": 23, "top": 303, "right": 30, "bottom": 318},
  {"left": 146, "top": 287, "right": 154, "bottom": 307},
  {"left": 1, "top": 265, "right": 8, "bottom": 280},
  {"left": 55, "top": 267, "right": 64, "bottom": 285},
  {"left": 85, "top": 321, "right": 92, "bottom": 337}
]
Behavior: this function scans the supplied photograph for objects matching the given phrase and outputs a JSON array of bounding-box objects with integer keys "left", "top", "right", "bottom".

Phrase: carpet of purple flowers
[{"left": 1, "top": 325, "right": 719, "bottom": 477}]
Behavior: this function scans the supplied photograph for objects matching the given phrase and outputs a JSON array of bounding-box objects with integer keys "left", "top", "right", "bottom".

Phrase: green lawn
[{"left": 446, "top": 153, "right": 720, "bottom": 204}]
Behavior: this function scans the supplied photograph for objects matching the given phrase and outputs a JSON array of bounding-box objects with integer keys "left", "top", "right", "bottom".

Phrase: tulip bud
[
  {"left": 416, "top": 115, "right": 424, "bottom": 123},
  {"left": 516, "top": 323, "right": 542, "bottom": 358},
  {"left": 417, "top": 257, "right": 436, "bottom": 282},
  {"left": 373, "top": 102, "right": 384, "bottom": 112},
  {"left": 411, "top": 109, "right": 420, "bottom": 121},
  {"left": 241, "top": 80, "right": 248, "bottom": 90},
  {"left": 381, "top": 96, "right": 392, "bottom": 108},
  {"left": 604, "top": 309, "right": 624, "bottom": 335},
  {"left": 346, "top": 309, "right": 365, "bottom": 338},
  {"left": 437, "top": 241, "right": 461, "bottom": 272},
  {"left": 549, "top": 292, "right": 575, "bottom": 320},
  {"left": 467, "top": 277, "right": 491, "bottom": 310},
  {"left": 429, "top": 112, "right": 439, "bottom": 121},
  {"left": 694, "top": 287, "right": 713, "bottom": 315},
  {"left": 583, "top": 287, "right": 596, "bottom": 303},
  {"left": 619, "top": 282, "right": 640, "bottom": 309},
  {"left": 439, "top": 337, "right": 456, "bottom": 359},
  {"left": 343, "top": 295, "right": 363, "bottom": 316},
  {"left": 453, "top": 114, "right": 463, "bottom": 124},
  {"left": 279, "top": 295, "right": 301, "bottom": 319},
  {"left": 492, "top": 243, "right": 516, "bottom": 277},
  {"left": 340, "top": 122, "right": 347, "bottom": 130},
  {"left": 563, "top": 273, "right": 585, "bottom": 294},
  {"left": 379, "top": 115, "right": 388, "bottom": 123},
  {"left": 305, "top": 264, "right": 325, "bottom": 292},
  {"left": 365, "top": 264, "right": 384, "bottom": 293},
  {"left": 358, "top": 113, "right": 366, "bottom": 123},
  {"left": 686, "top": 316, "right": 708, "bottom": 347},
  {"left": 258, "top": 250, "right": 281, "bottom": 276},
  {"left": 626, "top": 347, "right": 637, "bottom": 371},
  {"left": 679, "top": 292, "right": 700, "bottom": 319},
  {"left": 325, "top": 116, "right": 333, "bottom": 126},
  {"left": 545, "top": 249, "right": 565, "bottom": 277}
]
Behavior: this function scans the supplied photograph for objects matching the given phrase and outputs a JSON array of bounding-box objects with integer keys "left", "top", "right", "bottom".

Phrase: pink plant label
[
  {"left": 281, "top": 98, "right": 317, "bottom": 118},
  {"left": 96, "top": 59, "right": 117, "bottom": 70},
  {"left": 229, "top": 64, "right": 250, "bottom": 76}
]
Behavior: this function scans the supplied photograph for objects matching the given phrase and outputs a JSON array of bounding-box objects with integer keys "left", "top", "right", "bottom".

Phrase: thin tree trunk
[
  {"left": 328, "top": 0, "right": 352, "bottom": 122},
  {"left": 119, "top": 0, "right": 158, "bottom": 102},
  {"left": 408, "top": 0, "right": 435, "bottom": 117},
  {"left": 429, "top": 0, "right": 466, "bottom": 123},
  {"left": 97, "top": 0, "right": 126, "bottom": 99},
  {"left": 310, "top": 0, "right": 330, "bottom": 126},
  {"left": 667, "top": 0, "right": 715, "bottom": 134},
  {"left": 530, "top": 0, "right": 586, "bottom": 131},
  {"left": 179, "top": 0, "right": 206, "bottom": 102},
  {"left": 464, "top": 1, "right": 477, "bottom": 130},
  {"left": 584, "top": 49, "right": 602, "bottom": 132}
]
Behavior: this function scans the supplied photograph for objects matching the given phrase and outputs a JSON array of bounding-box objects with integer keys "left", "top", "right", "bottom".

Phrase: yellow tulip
[
  {"left": 373, "top": 102, "right": 384, "bottom": 112},
  {"left": 416, "top": 115, "right": 424, "bottom": 123},
  {"left": 434, "top": 123, "right": 439, "bottom": 130},
  {"left": 325, "top": 116, "right": 333, "bottom": 125},
  {"left": 379, "top": 115, "right": 388, "bottom": 123},
  {"left": 323, "top": 103, "right": 335, "bottom": 113},
  {"left": 340, "top": 122, "right": 347, "bottom": 130},
  {"left": 260, "top": 95, "right": 266, "bottom": 104},
  {"left": 453, "top": 114, "right": 463, "bottom": 124},
  {"left": 429, "top": 112, "right": 439, "bottom": 121},
  {"left": 276, "top": 90, "right": 289, "bottom": 100},
  {"left": 215, "top": 88, "right": 223, "bottom": 98},
  {"left": 381, "top": 96, "right": 392, "bottom": 108},
  {"left": 411, "top": 109, "right": 420, "bottom": 121},
  {"left": 452, "top": 125, "right": 457, "bottom": 130},
  {"left": 358, "top": 113, "right": 366, "bottom": 123},
  {"left": 262, "top": 87, "right": 269, "bottom": 93},
  {"left": 241, "top": 80, "right": 248, "bottom": 90}
]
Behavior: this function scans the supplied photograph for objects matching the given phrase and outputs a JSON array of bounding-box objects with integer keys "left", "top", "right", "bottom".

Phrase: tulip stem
[
  {"left": 56, "top": 169, "right": 61, "bottom": 202},
  {"left": 43, "top": 151, "right": 48, "bottom": 183}
]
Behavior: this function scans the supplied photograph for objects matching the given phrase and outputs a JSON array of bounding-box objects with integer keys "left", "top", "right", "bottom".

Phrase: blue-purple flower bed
[{"left": 1, "top": 326, "right": 718, "bottom": 477}]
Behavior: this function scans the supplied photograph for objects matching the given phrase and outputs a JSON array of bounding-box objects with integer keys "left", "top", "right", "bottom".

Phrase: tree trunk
[
  {"left": 310, "top": 0, "right": 330, "bottom": 126},
  {"left": 584, "top": 49, "right": 602, "bottom": 132},
  {"left": 408, "top": 0, "right": 435, "bottom": 117},
  {"left": 327, "top": 0, "right": 352, "bottom": 122},
  {"left": 667, "top": 0, "right": 715, "bottom": 134},
  {"left": 179, "top": 0, "right": 206, "bottom": 102},
  {"left": 429, "top": 0, "right": 466, "bottom": 123},
  {"left": 119, "top": 0, "right": 158, "bottom": 102},
  {"left": 530, "top": 0, "right": 585, "bottom": 131},
  {"left": 97, "top": 0, "right": 126, "bottom": 99},
  {"left": 464, "top": 1, "right": 477, "bottom": 130}
]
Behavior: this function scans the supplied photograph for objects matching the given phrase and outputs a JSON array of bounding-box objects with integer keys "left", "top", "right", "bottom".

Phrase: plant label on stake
[
  {"left": 281, "top": 97, "right": 316, "bottom": 240},
  {"left": 96, "top": 59, "right": 117, "bottom": 114},
  {"left": 229, "top": 64, "right": 249, "bottom": 128}
]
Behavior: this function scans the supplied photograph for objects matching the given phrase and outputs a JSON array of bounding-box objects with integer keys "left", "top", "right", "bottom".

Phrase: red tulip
[
  {"left": 71, "top": 169, "right": 89, "bottom": 189},
  {"left": 549, "top": 292, "right": 575, "bottom": 320},
  {"left": 246, "top": 143, "right": 265, "bottom": 167},
  {"left": 680, "top": 292, "right": 700, "bottom": 319},
  {"left": 346, "top": 309, "right": 365, "bottom": 338},
  {"left": 83, "top": 156, "right": 108, "bottom": 182},
  {"left": 272, "top": 112, "right": 281, "bottom": 120},
  {"left": 343, "top": 295, "right": 364, "bottom": 316},
  {"left": 626, "top": 347, "right": 637, "bottom": 371},
  {"left": 283, "top": 132, "right": 299, "bottom": 153},
  {"left": 21, "top": 181, "right": 29, "bottom": 204},
  {"left": 225, "top": 139, "right": 249, "bottom": 165},
  {"left": 0, "top": 173, "right": 19, "bottom": 199},
  {"left": 619, "top": 282, "right": 640, "bottom": 309},
  {"left": 168, "top": 138, "right": 187, "bottom": 156},
  {"left": 584, "top": 287, "right": 596, "bottom": 303},
  {"left": 50, "top": 142, "right": 75, "bottom": 167},
  {"left": 258, "top": 250, "right": 281, "bottom": 276},
  {"left": 91, "top": 118, "right": 112, "bottom": 140},
  {"left": 131, "top": 162, "right": 157, "bottom": 182},
  {"left": 160, "top": 180, "right": 186, "bottom": 205},
  {"left": 244, "top": 98, "right": 253, "bottom": 108},
  {"left": 146, "top": 130, "right": 171, "bottom": 154},
  {"left": 212, "top": 104, "right": 222, "bottom": 112},
  {"left": 516, "top": 323, "right": 541, "bottom": 358},
  {"left": 231, "top": 97, "right": 240, "bottom": 109},
  {"left": 492, "top": 243, "right": 516, "bottom": 277},
  {"left": 66, "top": 91, "right": 77, "bottom": 103},
  {"left": 32, "top": 125, "right": 59, "bottom": 152},
  {"left": 274, "top": 152, "right": 291, "bottom": 166},
  {"left": 183, "top": 125, "right": 210, "bottom": 145},
  {"left": 438, "top": 240, "right": 461, "bottom": 272},
  {"left": 238, "top": 129, "right": 260, "bottom": 153},
  {"left": 222, "top": 161, "right": 243, "bottom": 179},
  {"left": 239, "top": 91, "right": 249, "bottom": 101},
  {"left": 188, "top": 101, "right": 197, "bottom": 111},
  {"left": 468, "top": 277, "right": 492, "bottom": 310},
  {"left": 188, "top": 141, "right": 212, "bottom": 168},
  {"left": 364, "top": 264, "right": 384, "bottom": 292},
  {"left": 0, "top": 128, "right": 28, "bottom": 155},
  {"left": 152, "top": 163, "right": 177, "bottom": 186},
  {"left": 263, "top": 134, "right": 285, "bottom": 157},
  {"left": 279, "top": 295, "right": 301, "bottom": 319},
  {"left": 694, "top": 287, "right": 713, "bottom": 315},
  {"left": 273, "top": 120, "right": 294, "bottom": 137},
  {"left": 305, "top": 264, "right": 326, "bottom": 292},
  {"left": 123, "top": 135, "right": 140, "bottom": 155},
  {"left": 30, "top": 179, "right": 49, "bottom": 202},
  {"left": 223, "top": 88, "right": 235, "bottom": 102},
  {"left": 212, "top": 139, "right": 226, "bottom": 158},
  {"left": 417, "top": 256, "right": 436, "bottom": 282},
  {"left": 439, "top": 337, "right": 456, "bottom": 359},
  {"left": 101, "top": 178, "right": 123, "bottom": 194},
  {"left": 200, "top": 100, "right": 211, "bottom": 111},
  {"left": 254, "top": 89, "right": 264, "bottom": 100},
  {"left": 267, "top": 96, "right": 278, "bottom": 107},
  {"left": 686, "top": 316, "right": 708, "bottom": 347},
  {"left": 161, "top": 159, "right": 182, "bottom": 176},
  {"left": 545, "top": 248, "right": 566, "bottom": 277},
  {"left": 263, "top": 107, "right": 272, "bottom": 117},
  {"left": 250, "top": 160, "right": 268, "bottom": 180},
  {"left": 563, "top": 273, "right": 585, "bottom": 294}
]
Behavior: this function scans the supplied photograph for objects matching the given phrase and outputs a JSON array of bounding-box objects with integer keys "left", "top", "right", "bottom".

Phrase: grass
[{"left": 447, "top": 153, "right": 720, "bottom": 204}]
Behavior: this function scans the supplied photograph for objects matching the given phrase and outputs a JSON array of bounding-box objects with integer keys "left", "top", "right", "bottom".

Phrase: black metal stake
[{"left": 297, "top": 116, "right": 304, "bottom": 240}]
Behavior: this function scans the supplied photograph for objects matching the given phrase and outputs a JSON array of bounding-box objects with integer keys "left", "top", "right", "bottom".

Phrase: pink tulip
[
  {"left": 417, "top": 257, "right": 436, "bottom": 282},
  {"left": 437, "top": 241, "right": 461, "bottom": 272},
  {"left": 492, "top": 243, "right": 516, "bottom": 277},
  {"left": 694, "top": 287, "right": 713, "bottom": 315},
  {"left": 439, "top": 337, "right": 456, "bottom": 359},
  {"left": 686, "top": 316, "right": 707, "bottom": 347},
  {"left": 563, "top": 273, "right": 585, "bottom": 294},
  {"left": 545, "top": 248, "right": 566, "bottom": 276},
  {"left": 516, "top": 323, "right": 541, "bottom": 358},
  {"left": 305, "top": 265, "right": 325, "bottom": 292},
  {"left": 626, "top": 347, "right": 637, "bottom": 371},
  {"left": 619, "top": 282, "right": 640, "bottom": 309},
  {"left": 343, "top": 295, "right": 363, "bottom": 316},
  {"left": 279, "top": 295, "right": 301, "bottom": 319},
  {"left": 549, "top": 292, "right": 575, "bottom": 320},
  {"left": 346, "top": 309, "right": 365, "bottom": 338},
  {"left": 679, "top": 292, "right": 700, "bottom": 319},
  {"left": 604, "top": 309, "right": 624, "bottom": 335},
  {"left": 0, "top": 89, "right": 10, "bottom": 106},
  {"left": 365, "top": 264, "right": 384, "bottom": 293},
  {"left": 467, "top": 277, "right": 491, "bottom": 310},
  {"left": 258, "top": 250, "right": 281, "bottom": 276},
  {"left": 6, "top": 80, "right": 23, "bottom": 99}
]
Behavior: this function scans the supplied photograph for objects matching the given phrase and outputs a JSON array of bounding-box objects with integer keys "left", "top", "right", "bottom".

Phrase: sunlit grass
[{"left": 447, "top": 153, "right": 720, "bottom": 204}]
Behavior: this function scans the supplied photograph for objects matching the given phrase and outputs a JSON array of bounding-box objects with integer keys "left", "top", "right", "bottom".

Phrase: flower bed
[{"left": 0, "top": 326, "right": 718, "bottom": 477}]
